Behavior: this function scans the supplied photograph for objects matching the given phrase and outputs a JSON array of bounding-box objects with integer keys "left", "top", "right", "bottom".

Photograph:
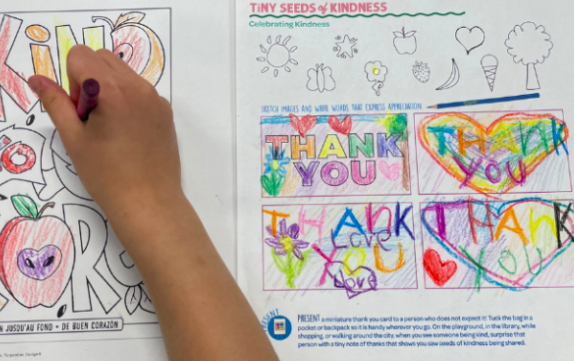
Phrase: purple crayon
[{"left": 76, "top": 78, "right": 100, "bottom": 121}]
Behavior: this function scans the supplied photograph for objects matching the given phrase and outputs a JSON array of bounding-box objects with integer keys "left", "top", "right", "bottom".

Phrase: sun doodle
[{"left": 257, "top": 35, "right": 298, "bottom": 77}]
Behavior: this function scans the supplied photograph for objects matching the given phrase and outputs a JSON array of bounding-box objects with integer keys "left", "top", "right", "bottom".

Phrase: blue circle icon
[{"left": 267, "top": 316, "right": 292, "bottom": 340}]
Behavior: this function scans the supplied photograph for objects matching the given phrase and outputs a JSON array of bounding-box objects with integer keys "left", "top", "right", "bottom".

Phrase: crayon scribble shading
[
  {"left": 263, "top": 203, "right": 416, "bottom": 297},
  {"left": 416, "top": 111, "right": 570, "bottom": 195},
  {"left": 261, "top": 114, "right": 411, "bottom": 197},
  {"left": 421, "top": 198, "right": 574, "bottom": 290}
]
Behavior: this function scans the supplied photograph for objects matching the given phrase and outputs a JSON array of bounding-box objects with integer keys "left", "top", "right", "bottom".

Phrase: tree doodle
[
  {"left": 505, "top": 22, "right": 552, "bottom": 90},
  {"left": 261, "top": 113, "right": 410, "bottom": 197},
  {"left": 262, "top": 203, "right": 416, "bottom": 297},
  {"left": 415, "top": 111, "right": 570, "bottom": 195},
  {"left": 421, "top": 198, "right": 574, "bottom": 290}
]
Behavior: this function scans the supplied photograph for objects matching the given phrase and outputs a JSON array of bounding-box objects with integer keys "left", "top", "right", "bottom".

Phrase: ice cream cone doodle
[{"left": 481, "top": 54, "right": 498, "bottom": 92}]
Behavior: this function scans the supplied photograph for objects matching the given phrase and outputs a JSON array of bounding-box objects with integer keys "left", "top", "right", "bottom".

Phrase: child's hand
[
  {"left": 28, "top": 45, "right": 181, "bottom": 218},
  {"left": 28, "top": 44, "right": 278, "bottom": 361}
]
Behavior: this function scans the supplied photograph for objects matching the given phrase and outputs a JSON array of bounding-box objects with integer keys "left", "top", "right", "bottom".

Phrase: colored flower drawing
[
  {"left": 263, "top": 146, "right": 290, "bottom": 176},
  {"left": 265, "top": 219, "right": 311, "bottom": 288},
  {"left": 261, "top": 146, "right": 290, "bottom": 197}
]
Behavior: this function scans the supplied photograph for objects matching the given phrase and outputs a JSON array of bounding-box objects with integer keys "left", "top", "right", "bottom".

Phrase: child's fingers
[
  {"left": 66, "top": 45, "right": 114, "bottom": 103},
  {"left": 27, "top": 75, "right": 83, "bottom": 144}
]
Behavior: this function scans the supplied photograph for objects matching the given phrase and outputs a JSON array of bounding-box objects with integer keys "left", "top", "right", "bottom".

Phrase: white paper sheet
[{"left": 237, "top": 0, "right": 574, "bottom": 359}]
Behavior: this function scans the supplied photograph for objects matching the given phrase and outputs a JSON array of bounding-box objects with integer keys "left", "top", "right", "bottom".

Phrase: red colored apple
[
  {"left": 0, "top": 196, "right": 74, "bottom": 308},
  {"left": 393, "top": 27, "right": 417, "bottom": 55},
  {"left": 93, "top": 12, "right": 166, "bottom": 86}
]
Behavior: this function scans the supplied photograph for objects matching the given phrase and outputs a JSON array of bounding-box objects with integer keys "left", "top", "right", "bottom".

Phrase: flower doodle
[
  {"left": 364, "top": 61, "right": 388, "bottom": 96},
  {"left": 263, "top": 146, "right": 290, "bottom": 177},
  {"left": 265, "top": 219, "right": 310, "bottom": 288},
  {"left": 261, "top": 145, "right": 289, "bottom": 197}
]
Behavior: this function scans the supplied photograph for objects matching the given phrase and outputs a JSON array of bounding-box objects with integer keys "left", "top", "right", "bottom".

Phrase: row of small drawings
[{"left": 257, "top": 21, "right": 552, "bottom": 94}]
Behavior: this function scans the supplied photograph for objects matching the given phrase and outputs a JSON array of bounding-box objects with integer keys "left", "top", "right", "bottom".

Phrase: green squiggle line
[{"left": 249, "top": 11, "right": 465, "bottom": 19}]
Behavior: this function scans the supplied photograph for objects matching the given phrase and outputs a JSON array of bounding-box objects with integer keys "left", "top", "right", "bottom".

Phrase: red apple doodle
[
  {"left": 0, "top": 195, "right": 74, "bottom": 308},
  {"left": 93, "top": 11, "right": 165, "bottom": 86},
  {"left": 393, "top": 27, "right": 417, "bottom": 55}
]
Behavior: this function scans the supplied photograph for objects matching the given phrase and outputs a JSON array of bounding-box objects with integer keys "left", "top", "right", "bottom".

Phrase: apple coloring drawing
[
  {"left": 393, "top": 27, "right": 417, "bottom": 55},
  {"left": 0, "top": 196, "right": 75, "bottom": 308}
]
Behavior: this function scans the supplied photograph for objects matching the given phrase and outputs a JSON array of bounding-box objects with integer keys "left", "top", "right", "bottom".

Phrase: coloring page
[
  {"left": 236, "top": 0, "right": 574, "bottom": 359},
  {"left": 0, "top": 8, "right": 170, "bottom": 345}
]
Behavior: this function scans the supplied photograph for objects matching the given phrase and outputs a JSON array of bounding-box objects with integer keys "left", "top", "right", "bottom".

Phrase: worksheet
[
  {"left": 0, "top": 7, "right": 170, "bottom": 346},
  {"left": 236, "top": 0, "right": 574, "bottom": 359}
]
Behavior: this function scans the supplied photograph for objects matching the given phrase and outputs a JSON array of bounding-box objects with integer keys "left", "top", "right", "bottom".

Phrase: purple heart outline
[{"left": 17, "top": 245, "right": 62, "bottom": 281}]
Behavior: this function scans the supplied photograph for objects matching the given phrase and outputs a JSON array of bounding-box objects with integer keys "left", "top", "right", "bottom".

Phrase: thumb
[{"left": 28, "top": 75, "right": 83, "bottom": 143}]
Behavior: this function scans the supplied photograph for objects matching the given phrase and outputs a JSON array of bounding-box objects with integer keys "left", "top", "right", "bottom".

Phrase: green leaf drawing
[
  {"left": 11, "top": 195, "right": 39, "bottom": 219},
  {"left": 271, "top": 248, "right": 312, "bottom": 289},
  {"left": 381, "top": 113, "right": 408, "bottom": 141},
  {"left": 261, "top": 171, "right": 286, "bottom": 197}
]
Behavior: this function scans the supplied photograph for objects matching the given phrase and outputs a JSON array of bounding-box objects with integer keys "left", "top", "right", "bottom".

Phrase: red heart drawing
[
  {"left": 379, "top": 161, "right": 401, "bottom": 181},
  {"left": 423, "top": 249, "right": 457, "bottom": 287},
  {"left": 289, "top": 114, "right": 317, "bottom": 137},
  {"left": 328, "top": 115, "right": 352, "bottom": 135}
]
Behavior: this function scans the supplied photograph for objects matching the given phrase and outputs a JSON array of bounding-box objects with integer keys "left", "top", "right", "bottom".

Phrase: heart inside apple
[
  {"left": 0, "top": 196, "right": 74, "bottom": 308},
  {"left": 17, "top": 245, "right": 62, "bottom": 281}
]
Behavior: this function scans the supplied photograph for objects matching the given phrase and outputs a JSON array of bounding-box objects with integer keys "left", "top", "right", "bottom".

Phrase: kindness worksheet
[{"left": 236, "top": 0, "right": 574, "bottom": 359}]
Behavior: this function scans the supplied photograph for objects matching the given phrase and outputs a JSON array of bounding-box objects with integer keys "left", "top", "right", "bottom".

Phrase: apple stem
[{"left": 38, "top": 202, "right": 56, "bottom": 217}]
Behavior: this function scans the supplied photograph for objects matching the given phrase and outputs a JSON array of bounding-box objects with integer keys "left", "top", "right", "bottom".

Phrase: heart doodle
[
  {"left": 418, "top": 112, "right": 568, "bottom": 194},
  {"left": 455, "top": 26, "right": 485, "bottom": 54},
  {"left": 17, "top": 246, "right": 62, "bottom": 281},
  {"left": 423, "top": 249, "right": 457, "bottom": 287},
  {"left": 328, "top": 115, "right": 352, "bottom": 135},
  {"left": 289, "top": 113, "right": 317, "bottom": 137},
  {"left": 379, "top": 161, "right": 401, "bottom": 181},
  {"left": 421, "top": 199, "right": 574, "bottom": 290}
]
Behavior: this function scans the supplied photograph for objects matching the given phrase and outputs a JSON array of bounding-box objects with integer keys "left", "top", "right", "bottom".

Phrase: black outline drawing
[
  {"left": 57, "top": 304, "right": 67, "bottom": 318},
  {"left": 455, "top": 26, "right": 485, "bottom": 55},
  {"left": 55, "top": 24, "right": 79, "bottom": 94},
  {"left": 104, "top": 225, "right": 153, "bottom": 315},
  {"left": 505, "top": 22, "right": 553, "bottom": 90},
  {"left": 306, "top": 63, "right": 336, "bottom": 93},
  {"left": 436, "top": 58, "right": 460, "bottom": 90},
  {"left": 257, "top": 35, "right": 298, "bottom": 77},
  {"left": 35, "top": 130, "right": 92, "bottom": 201},
  {"left": 333, "top": 34, "right": 358, "bottom": 59},
  {"left": 393, "top": 27, "right": 417, "bottom": 55},
  {"left": 481, "top": 54, "right": 498, "bottom": 92},
  {"left": 412, "top": 61, "right": 430, "bottom": 83},
  {"left": 364, "top": 61, "right": 388, "bottom": 96},
  {"left": 63, "top": 204, "right": 121, "bottom": 315},
  {"left": 25, "top": 24, "right": 51, "bottom": 43},
  {"left": 0, "top": 125, "right": 46, "bottom": 187}
]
